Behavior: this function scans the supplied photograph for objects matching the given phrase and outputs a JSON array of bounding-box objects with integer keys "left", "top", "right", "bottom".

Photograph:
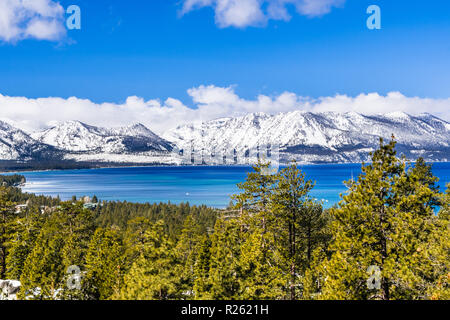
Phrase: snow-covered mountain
[
  {"left": 1, "top": 112, "right": 449, "bottom": 164},
  {"left": 32, "top": 121, "right": 173, "bottom": 154},
  {"left": 164, "top": 111, "right": 450, "bottom": 163},
  {"left": 0, "top": 120, "right": 59, "bottom": 161}
]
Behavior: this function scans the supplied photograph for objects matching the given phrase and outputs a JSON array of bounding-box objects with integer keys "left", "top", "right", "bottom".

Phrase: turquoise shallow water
[{"left": 6, "top": 163, "right": 450, "bottom": 208}]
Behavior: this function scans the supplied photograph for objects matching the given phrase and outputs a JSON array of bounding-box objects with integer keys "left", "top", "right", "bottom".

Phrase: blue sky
[
  {"left": 0, "top": 0, "right": 449, "bottom": 133},
  {"left": 1, "top": 0, "right": 449, "bottom": 103}
]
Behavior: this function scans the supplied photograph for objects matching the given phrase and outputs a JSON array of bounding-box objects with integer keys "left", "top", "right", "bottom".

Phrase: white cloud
[
  {"left": 180, "top": 0, "right": 346, "bottom": 28},
  {"left": 1, "top": 86, "right": 449, "bottom": 136},
  {"left": 302, "top": 92, "right": 450, "bottom": 120},
  {"left": 0, "top": 0, "right": 66, "bottom": 43},
  {"left": 294, "top": 0, "right": 346, "bottom": 16}
]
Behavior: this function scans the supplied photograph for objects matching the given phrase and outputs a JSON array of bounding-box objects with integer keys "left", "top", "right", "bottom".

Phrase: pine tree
[
  {"left": 0, "top": 187, "right": 16, "bottom": 279},
  {"left": 60, "top": 203, "right": 96, "bottom": 269},
  {"left": 439, "top": 184, "right": 450, "bottom": 220},
  {"left": 427, "top": 184, "right": 450, "bottom": 299},
  {"left": 230, "top": 162, "right": 330, "bottom": 300},
  {"left": 123, "top": 217, "right": 154, "bottom": 266},
  {"left": 230, "top": 162, "right": 284, "bottom": 299},
  {"left": 6, "top": 210, "right": 45, "bottom": 280},
  {"left": 232, "top": 161, "right": 278, "bottom": 232},
  {"left": 19, "top": 203, "right": 94, "bottom": 299},
  {"left": 19, "top": 221, "right": 66, "bottom": 299},
  {"left": 238, "top": 230, "right": 286, "bottom": 299},
  {"left": 271, "top": 163, "right": 316, "bottom": 299},
  {"left": 83, "top": 227, "right": 124, "bottom": 300},
  {"left": 117, "top": 221, "right": 180, "bottom": 300},
  {"left": 397, "top": 157, "right": 441, "bottom": 214},
  {"left": 193, "top": 235, "right": 212, "bottom": 299},
  {"left": 205, "top": 218, "right": 242, "bottom": 299},
  {"left": 319, "top": 138, "right": 444, "bottom": 300},
  {"left": 176, "top": 215, "right": 204, "bottom": 296}
]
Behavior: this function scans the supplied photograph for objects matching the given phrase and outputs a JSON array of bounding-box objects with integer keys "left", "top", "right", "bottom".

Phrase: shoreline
[
  {"left": 2, "top": 162, "right": 365, "bottom": 175},
  {"left": 2, "top": 160, "right": 450, "bottom": 175}
]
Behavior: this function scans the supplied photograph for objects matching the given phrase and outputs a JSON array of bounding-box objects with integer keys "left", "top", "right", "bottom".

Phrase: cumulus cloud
[
  {"left": 302, "top": 92, "right": 450, "bottom": 122},
  {"left": 0, "top": 86, "right": 449, "bottom": 135},
  {"left": 0, "top": 0, "right": 66, "bottom": 42},
  {"left": 180, "top": 0, "right": 346, "bottom": 28}
]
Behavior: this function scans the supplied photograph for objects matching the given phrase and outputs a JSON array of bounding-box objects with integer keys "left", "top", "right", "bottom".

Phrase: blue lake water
[{"left": 6, "top": 163, "right": 450, "bottom": 208}]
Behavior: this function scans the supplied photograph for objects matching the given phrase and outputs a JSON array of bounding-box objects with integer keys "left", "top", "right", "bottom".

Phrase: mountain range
[
  {"left": 1, "top": 111, "right": 449, "bottom": 165},
  {"left": 32, "top": 121, "right": 172, "bottom": 154}
]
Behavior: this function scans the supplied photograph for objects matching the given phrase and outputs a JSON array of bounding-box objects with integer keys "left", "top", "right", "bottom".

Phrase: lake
[{"left": 7, "top": 163, "right": 450, "bottom": 208}]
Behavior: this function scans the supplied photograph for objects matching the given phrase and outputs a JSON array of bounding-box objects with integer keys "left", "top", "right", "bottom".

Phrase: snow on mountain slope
[
  {"left": 164, "top": 111, "right": 450, "bottom": 163},
  {"left": 0, "top": 121, "right": 58, "bottom": 161},
  {"left": 2, "top": 112, "right": 449, "bottom": 164},
  {"left": 111, "top": 123, "right": 173, "bottom": 152},
  {"left": 32, "top": 121, "right": 172, "bottom": 154}
]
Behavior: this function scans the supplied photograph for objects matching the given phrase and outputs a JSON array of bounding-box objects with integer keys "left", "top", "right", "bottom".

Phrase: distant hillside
[
  {"left": 0, "top": 112, "right": 449, "bottom": 166},
  {"left": 165, "top": 111, "right": 450, "bottom": 163}
]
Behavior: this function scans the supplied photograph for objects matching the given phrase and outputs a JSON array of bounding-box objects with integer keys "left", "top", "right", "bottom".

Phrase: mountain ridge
[
  {"left": 1, "top": 111, "right": 449, "bottom": 164},
  {"left": 0, "top": 120, "right": 60, "bottom": 161},
  {"left": 31, "top": 120, "right": 173, "bottom": 154},
  {"left": 164, "top": 111, "right": 450, "bottom": 164}
]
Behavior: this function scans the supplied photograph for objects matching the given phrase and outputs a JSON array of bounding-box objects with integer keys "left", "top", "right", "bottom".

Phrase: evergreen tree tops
[
  {"left": 0, "top": 175, "right": 25, "bottom": 187},
  {"left": 317, "top": 138, "right": 449, "bottom": 300}
]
